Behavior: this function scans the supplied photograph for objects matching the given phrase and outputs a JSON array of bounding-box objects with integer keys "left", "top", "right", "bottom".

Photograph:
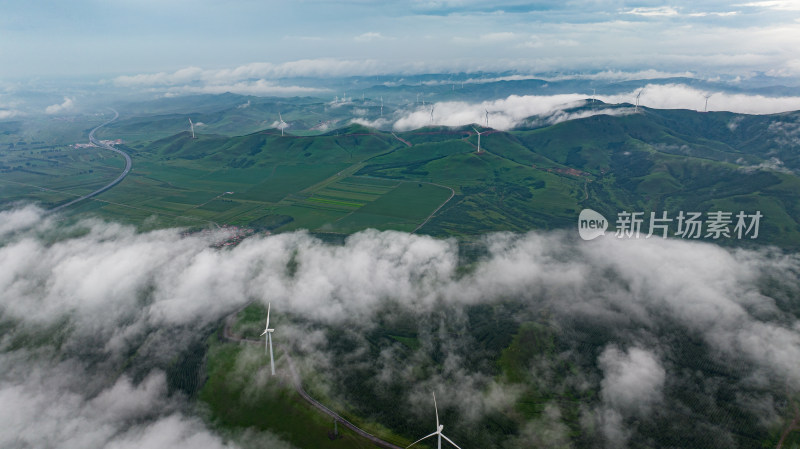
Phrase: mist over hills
[{"left": 1, "top": 206, "right": 799, "bottom": 448}]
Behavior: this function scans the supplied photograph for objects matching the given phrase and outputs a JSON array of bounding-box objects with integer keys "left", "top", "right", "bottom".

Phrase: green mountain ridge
[{"left": 3, "top": 105, "right": 799, "bottom": 247}]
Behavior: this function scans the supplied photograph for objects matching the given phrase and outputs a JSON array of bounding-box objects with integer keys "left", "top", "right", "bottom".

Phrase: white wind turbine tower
[
  {"left": 189, "top": 118, "right": 195, "bottom": 139},
  {"left": 407, "top": 392, "right": 462, "bottom": 449},
  {"left": 592, "top": 88, "right": 596, "bottom": 105},
  {"left": 380, "top": 96, "right": 384, "bottom": 117},
  {"left": 485, "top": 109, "right": 489, "bottom": 127},
  {"left": 430, "top": 105, "right": 435, "bottom": 124},
  {"left": 278, "top": 112, "right": 288, "bottom": 136},
  {"left": 472, "top": 126, "right": 488, "bottom": 154},
  {"left": 260, "top": 302, "right": 276, "bottom": 375},
  {"left": 703, "top": 93, "right": 712, "bottom": 112},
  {"left": 634, "top": 87, "right": 645, "bottom": 113}
]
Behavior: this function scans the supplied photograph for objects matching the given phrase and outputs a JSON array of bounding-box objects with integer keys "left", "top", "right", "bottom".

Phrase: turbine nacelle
[{"left": 407, "top": 392, "right": 462, "bottom": 449}]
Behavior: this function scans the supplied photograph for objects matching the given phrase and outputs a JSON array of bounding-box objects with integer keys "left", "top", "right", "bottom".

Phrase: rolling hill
[{"left": 2, "top": 103, "right": 799, "bottom": 248}]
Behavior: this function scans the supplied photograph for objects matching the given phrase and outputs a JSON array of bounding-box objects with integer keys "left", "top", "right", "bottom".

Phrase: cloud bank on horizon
[{"left": 349, "top": 84, "right": 800, "bottom": 131}]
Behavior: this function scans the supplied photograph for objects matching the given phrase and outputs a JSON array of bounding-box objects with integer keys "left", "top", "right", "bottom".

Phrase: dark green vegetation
[
  {"left": 3, "top": 102, "right": 800, "bottom": 247},
  {"left": 200, "top": 337, "right": 385, "bottom": 449},
  {"left": 217, "top": 298, "right": 796, "bottom": 449},
  {"left": 205, "top": 304, "right": 412, "bottom": 449}
]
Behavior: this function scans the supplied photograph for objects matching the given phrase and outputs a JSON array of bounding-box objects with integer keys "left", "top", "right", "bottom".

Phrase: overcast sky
[{"left": 2, "top": 0, "right": 800, "bottom": 81}]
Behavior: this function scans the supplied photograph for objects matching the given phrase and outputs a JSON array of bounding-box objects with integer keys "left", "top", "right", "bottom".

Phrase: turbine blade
[
  {"left": 433, "top": 392, "right": 439, "bottom": 429},
  {"left": 266, "top": 302, "right": 271, "bottom": 330},
  {"left": 472, "top": 127, "right": 479, "bottom": 134},
  {"left": 441, "top": 434, "right": 463, "bottom": 449},
  {"left": 407, "top": 432, "right": 438, "bottom": 448},
  {"left": 260, "top": 329, "right": 267, "bottom": 336}
]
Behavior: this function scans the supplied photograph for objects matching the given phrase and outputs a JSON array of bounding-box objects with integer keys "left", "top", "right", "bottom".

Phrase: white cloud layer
[
  {"left": 0, "top": 363, "right": 240, "bottom": 449},
  {"left": 358, "top": 85, "right": 800, "bottom": 131},
  {"left": 1, "top": 205, "right": 800, "bottom": 447},
  {"left": 599, "top": 346, "right": 665, "bottom": 416},
  {"left": 44, "top": 96, "right": 75, "bottom": 115},
  {"left": 0, "top": 109, "right": 21, "bottom": 120},
  {"left": 601, "top": 83, "right": 800, "bottom": 114},
  {"left": 113, "top": 60, "right": 390, "bottom": 87},
  {"left": 1, "top": 205, "right": 798, "bottom": 387}
]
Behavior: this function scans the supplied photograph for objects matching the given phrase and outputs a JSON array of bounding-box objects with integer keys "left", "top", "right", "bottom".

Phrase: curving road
[
  {"left": 413, "top": 182, "right": 455, "bottom": 233},
  {"left": 51, "top": 108, "right": 131, "bottom": 212},
  {"left": 222, "top": 309, "right": 404, "bottom": 449}
]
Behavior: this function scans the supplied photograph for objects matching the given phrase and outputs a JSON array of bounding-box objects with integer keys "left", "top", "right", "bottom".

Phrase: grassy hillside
[{"left": 2, "top": 105, "right": 799, "bottom": 247}]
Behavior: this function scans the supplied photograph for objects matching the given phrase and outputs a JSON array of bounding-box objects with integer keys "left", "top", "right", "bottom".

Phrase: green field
[{"left": 2, "top": 104, "right": 800, "bottom": 247}]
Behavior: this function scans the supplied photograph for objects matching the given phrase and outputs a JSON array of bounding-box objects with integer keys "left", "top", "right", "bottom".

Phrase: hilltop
[{"left": 2, "top": 101, "right": 799, "bottom": 247}]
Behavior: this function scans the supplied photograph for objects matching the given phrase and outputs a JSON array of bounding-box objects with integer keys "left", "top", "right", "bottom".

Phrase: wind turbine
[
  {"left": 591, "top": 88, "right": 596, "bottom": 105},
  {"left": 407, "top": 392, "right": 462, "bottom": 449},
  {"left": 260, "top": 302, "right": 276, "bottom": 375},
  {"left": 634, "top": 87, "right": 645, "bottom": 113},
  {"left": 430, "top": 105, "right": 435, "bottom": 124},
  {"left": 703, "top": 93, "right": 712, "bottom": 112},
  {"left": 380, "top": 96, "right": 384, "bottom": 117},
  {"left": 278, "top": 112, "right": 287, "bottom": 136},
  {"left": 485, "top": 109, "right": 489, "bottom": 127},
  {"left": 189, "top": 118, "right": 195, "bottom": 139},
  {"left": 472, "top": 126, "right": 488, "bottom": 154}
]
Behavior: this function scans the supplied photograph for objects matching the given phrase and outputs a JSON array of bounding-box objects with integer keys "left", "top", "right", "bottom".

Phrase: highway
[
  {"left": 51, "top": 108, "right": 131, "bottom": 212},
  {"left": 222, "top": 309, "right": 405, "bottom": 449}
]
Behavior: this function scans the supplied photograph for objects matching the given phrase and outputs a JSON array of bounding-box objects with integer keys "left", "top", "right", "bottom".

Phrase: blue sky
[{"left": 1, "top": 1, "right": 800, "bottom": 84}]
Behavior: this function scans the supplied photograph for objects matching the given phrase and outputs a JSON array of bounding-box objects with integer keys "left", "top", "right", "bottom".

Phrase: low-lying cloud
[
  {"left": 1, "top": 204, "right": 799, "bottom": 448},
  {"left": 355, "top": 84, "right": 800, "bottom": 132},
  {"left": 0, "top": 358, "right": 241, "bottom": 449},
  {"left": 0, "top": 109, "right": 21, "bottom": 120},
  {"left": 113, "top": 59, "right": 389, "bottom": 88},
  {"left": 603, "top": 83, "right": 800, "bottom": 114},
  {"left": 44, "top": 96, "right": 75, "bottom": 115},
  {"left": 599, "top": 346, "right": 665, "bottom": 416}
]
